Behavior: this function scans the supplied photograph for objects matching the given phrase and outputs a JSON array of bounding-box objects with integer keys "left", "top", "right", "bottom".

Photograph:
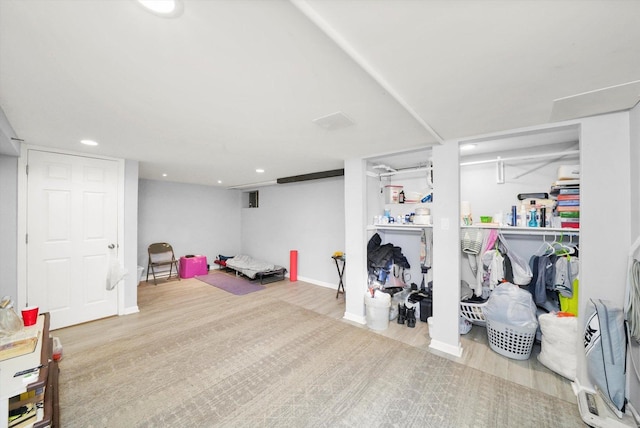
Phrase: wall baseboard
[
  {"left": 295, "top": 275, "right": 336, "bottom": 290},
  {"left": 343, "top": 311, "right": 366, "bottom": 325},
  {"left": 121, "top": 305, "right": 140, "bottom": 316},
  {"left": 429, "top": 339, "right": 463, "bottom": 358}
]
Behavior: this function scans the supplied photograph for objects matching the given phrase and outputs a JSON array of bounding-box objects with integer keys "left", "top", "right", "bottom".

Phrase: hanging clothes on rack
[
  {"left": 625, "top": 236, "right": 640, "bottom": 342},
  {"left": 528, "top": 234, "right": 579, "bottom": 314},
  {"left": 461, "top": 228, "right": 484, "bottom": 296},
  {"left": 482, "top": 245, "right": 505, "bottom": 290},
  {"left": 528, "top": 252, "right": 557, "bottom": 307},
  {"left": 554, "top": 255, "right": 579, "bottom": 298},
  {"left": 421, "top": 228, "right": 432, "bottom": 269}
]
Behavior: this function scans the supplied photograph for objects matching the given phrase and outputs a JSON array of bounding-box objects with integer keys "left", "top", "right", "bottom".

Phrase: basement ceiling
[{"left": 1, "top": 0, "right": 638, "bottom": 187}]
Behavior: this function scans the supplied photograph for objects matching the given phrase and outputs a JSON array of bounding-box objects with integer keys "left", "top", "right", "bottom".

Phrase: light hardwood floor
[
  {"left": 58, "top": 274, "right": 575, "bottom": 406},
  {"left": 224, "top": 274, "right": 576, "bottom": 404}
]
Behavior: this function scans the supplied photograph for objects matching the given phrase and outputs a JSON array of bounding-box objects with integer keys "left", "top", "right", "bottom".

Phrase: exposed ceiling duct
[{"left": 277, "top": 169, "right": 344, "bottom": 184}]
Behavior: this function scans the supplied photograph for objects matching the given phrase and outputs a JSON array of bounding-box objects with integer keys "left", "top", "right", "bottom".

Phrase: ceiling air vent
[{"left": 312, "top": 111, "right": 355, "bottom": 130}]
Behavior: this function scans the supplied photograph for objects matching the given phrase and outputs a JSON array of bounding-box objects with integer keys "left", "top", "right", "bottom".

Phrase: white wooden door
[{"left": 26, "top": 150, "right": 119, "bottom": 330}]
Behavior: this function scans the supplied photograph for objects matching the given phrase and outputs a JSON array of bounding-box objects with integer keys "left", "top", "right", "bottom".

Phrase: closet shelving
[
  {"left": 368, "top": 224, "right": 432, "bottom": 232},
  {"left": 459, "top": 127, "right": 581, "bottom": 362},
  {"left": 371, "top": 225, "right": 578, "bottom": 236},
  {"left": 365, "top": 150, "right": 434, "bottom": 295},
  {"left": 461, "top": 225, "right": 579, "bottom": 236}
]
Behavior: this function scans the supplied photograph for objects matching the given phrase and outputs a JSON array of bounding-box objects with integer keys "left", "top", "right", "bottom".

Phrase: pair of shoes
[
  {"left": 397, "top": 304, "right": 407, "bottom": 324},
  {"left": 406, "top": 307, "right": 416, "bottom": 328}
]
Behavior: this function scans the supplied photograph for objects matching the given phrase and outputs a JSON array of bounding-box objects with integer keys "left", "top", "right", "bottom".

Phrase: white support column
[
  {"left": 429, "top": 141, "right": 463, "bottom": 357},
  {"left": 627, "top": 101, "right": 640, "bottom": 415},
  {"left": 343, "top": 158, "right": 368, "bottom": 324},
  {"left": 576, "top": 111, "right": 632, "bottom": 391}
]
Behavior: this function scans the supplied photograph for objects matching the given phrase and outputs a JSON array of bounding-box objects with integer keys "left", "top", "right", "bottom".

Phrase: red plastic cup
[{"left": 21, "top": 306, "right": 39, "bottom": 327}]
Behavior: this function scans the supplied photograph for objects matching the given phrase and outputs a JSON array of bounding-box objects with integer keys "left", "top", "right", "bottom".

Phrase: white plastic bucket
[{"left": 364, "top": 293, "right": 391, "bottom": 331}]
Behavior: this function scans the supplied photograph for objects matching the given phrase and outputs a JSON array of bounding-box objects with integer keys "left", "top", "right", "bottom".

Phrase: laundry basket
[
  {"left": 486, "top": 318, "right": 537, "bottom": 360},
  {"left": 459, "top": 301, "right": 487, "bottom": 326}
]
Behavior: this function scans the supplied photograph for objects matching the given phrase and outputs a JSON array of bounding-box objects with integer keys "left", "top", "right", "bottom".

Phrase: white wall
[
  {"left": 123, "top": 160, "right": 139, "bottom": 314},
  {"left": 240, "top": 176, "right": 345, "bottom": 287},
  {"left": 626, "top": 103, "right": 640, "bottom": 412},
  {"left": 137, "top": 177, "right": 345, "bottom": 289},
  {"left": 137, "top": 179, "right": 242, "bottom": 272},
  {"left": 0, "top": 155, "right": 18, "bottom": 299}
]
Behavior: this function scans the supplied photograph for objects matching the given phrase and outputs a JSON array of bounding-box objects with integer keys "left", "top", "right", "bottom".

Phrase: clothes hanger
[
  {"left": 562, "top": 234, "right": 577, "bottom": 255},
  {"left": 550, "top": 232, "right": 563, "bottom": 252},
  {"left": 535, "top": 235, "right": 555, "bottom": 256},
  {"left": 566, "top": 235, "right": 578, "bottom": 256},
  {"left": 552, "top": 232, "right": 574, "bottom": 258}
]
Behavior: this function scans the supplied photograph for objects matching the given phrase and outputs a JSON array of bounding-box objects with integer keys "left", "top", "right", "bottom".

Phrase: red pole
[{"left": 289, "top": 250, "right": 298, "bottom": 282}]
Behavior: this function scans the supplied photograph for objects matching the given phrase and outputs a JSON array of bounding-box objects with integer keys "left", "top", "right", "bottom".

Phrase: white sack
[{"left": 537, "top": 313, "right": 577, "bottom": 380}]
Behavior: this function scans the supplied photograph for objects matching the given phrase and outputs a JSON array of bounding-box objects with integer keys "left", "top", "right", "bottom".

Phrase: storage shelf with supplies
[
  {"left": 461, "top": 225, "right": 579, "bottom": 236},
  {"left": 367, "top": 224, "right": 432, "bottom": 233}
]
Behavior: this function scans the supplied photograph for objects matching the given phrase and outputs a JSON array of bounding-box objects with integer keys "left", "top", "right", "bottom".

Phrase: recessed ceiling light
[
  {"left": 256, "top": 169, "right": 265, "bottom": 173},
  {"left": 217, "top": 180, "right": 222, "bottom": 184},
  {"left": 136, "top": 0, "right": 184, "bottom": 18},
  {"left": 80, "top": 139, "right": 99, "bottom": 146},
  {"left": 162, "top": 173, "right": 167, "bottom": 177},
  {"left": 460, "top": 143, "right": 477, "bottom": 151}
]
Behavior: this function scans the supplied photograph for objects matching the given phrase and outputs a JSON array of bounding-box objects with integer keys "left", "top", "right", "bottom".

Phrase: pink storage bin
[{"left": 179, "top": 255, "right": 208, "bottom": 278}]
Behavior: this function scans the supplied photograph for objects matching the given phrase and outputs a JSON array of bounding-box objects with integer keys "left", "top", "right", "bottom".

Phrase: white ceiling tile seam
[{"left": 288, "top": 0, "right": 444, "bottom": 144}]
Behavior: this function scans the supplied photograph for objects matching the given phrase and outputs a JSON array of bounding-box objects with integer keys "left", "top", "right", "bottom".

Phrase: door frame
[{"left": 16, "top": 144, "right": 126, "bottom": 317}]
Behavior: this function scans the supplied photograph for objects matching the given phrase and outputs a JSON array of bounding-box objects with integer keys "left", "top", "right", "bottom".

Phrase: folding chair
[{"left": 146, "top": 242, "right": 180, "bottom": 285}]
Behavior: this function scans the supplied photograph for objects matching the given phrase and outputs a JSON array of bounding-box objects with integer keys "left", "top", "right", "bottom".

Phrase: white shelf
[
  {"left": 384, "top": 202, "right": 432, "bottom": 207},
  {"left": 461, "top": 224, "right": 579, "bottom": 235},
  {"left": 368, "top": 224, "right": 432, "bottom": 232},
  {"left": 369, "top": 224, "right": 578, "bottom": 235}
]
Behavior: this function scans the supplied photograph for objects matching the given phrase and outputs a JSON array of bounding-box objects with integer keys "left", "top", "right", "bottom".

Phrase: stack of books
[
  {"left": 550, "top": 179, "right": 580, "bottom": 229},
  {"left": 8, "top": 388, "right": 44, "bottom": 428}
]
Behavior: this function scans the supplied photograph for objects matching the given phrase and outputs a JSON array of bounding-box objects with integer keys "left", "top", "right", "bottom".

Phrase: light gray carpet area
[{"left": 57, "top": 296, "right": 584, "bottom": 427}]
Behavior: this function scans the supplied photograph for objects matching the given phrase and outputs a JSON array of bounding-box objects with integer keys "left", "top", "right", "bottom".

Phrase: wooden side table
[{"left": 331, "top": 255, "right": 345, "bottom": 298}]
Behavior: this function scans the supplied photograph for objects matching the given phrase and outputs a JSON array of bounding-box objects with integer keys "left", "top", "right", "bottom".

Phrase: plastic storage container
[
  {"left": 459, "top": 301, "right": 487, "bottom": 326},
  {"left": 179, "top": 255, "right": 208, "bottom": 279},
  {"left": 364, "top": 293, "right": 390, "bottom": 331},
  {"left": 52, "top": 336, "right": 63, "bottom": 361},
  {"left": 383, "top": 185, "right": 403, "bottom": 204},
  {"left": 486, "top": 318, "right": 537, "bottom": 360},
  {"left": 388, "top": 289, "right": 409, "bottom": 320}
]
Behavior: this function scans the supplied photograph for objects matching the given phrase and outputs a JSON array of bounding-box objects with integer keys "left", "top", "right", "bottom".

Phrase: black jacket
[{"left": 367, "top": 233, "right": 410, "bottom": 273}]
